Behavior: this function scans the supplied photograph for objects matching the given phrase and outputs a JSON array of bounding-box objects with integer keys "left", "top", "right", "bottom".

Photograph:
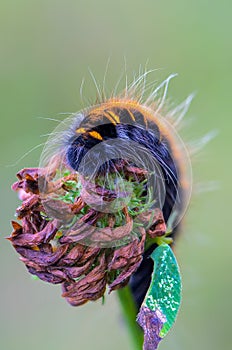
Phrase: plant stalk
[{"left": 117, "top": 286, "right": 144, "bottom": 350}]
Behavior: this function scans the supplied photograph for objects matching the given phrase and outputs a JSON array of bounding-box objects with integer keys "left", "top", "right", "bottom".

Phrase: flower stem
[{"left": 117, "top": 286, "right": 144, "bottom": 350}]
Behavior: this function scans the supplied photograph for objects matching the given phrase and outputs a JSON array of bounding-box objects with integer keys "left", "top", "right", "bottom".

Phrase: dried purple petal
[
  {"left": 9, "top": 221, "right": 23, "bottom": 236},
  {"left": 9, "top": 220, "right": 59, "bottom": 247},
  {"left": 63, "top": 259, "right": 94, "bottom": 279},
  {"left": 70, "top": 197, "right": 85, "bottom": 214},
  {"left": 59, "top": 223, "right": 96, "bottom": 243},
  {"left": 137, "top": 306, "right": 165, "bottom": 350},
  {"left": 108, "top": 228, "right": 146, "bottom": 291},
  {"left": 57, "top": 244, "right": 86, "bottom": 265},
  {"left": 109, "top": 256, "right": 143, "bottom": 291},
  {"left": 16, "top": 168, "right": 40, "bottom": 180},
  {"left": 137, "top": 208, "right": 166, "bottom": 238},
  {"left": 16, "top": 194, "right": 40, "bottom": 219},
  {"left": 27, "top": 267, "right": 65, "bottom": 284},
  {"left": 15, "top": 244, "right": 69, "bottom": 266},
  {"left": 62, "top": 254, "right": 107, "bottom": 305},
  {"left": 41, "top": 198, "right": 73, "bottom": 221}
]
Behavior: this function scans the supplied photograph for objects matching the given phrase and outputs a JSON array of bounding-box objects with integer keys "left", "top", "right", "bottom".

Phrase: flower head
[{"left": 9, "top": 160, "right": 167, "bottom": 305}]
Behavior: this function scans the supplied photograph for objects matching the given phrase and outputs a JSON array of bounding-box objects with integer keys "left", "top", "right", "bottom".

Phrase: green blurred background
[{"left": 0, "top": 1, "right": 231, "bottom": 349}]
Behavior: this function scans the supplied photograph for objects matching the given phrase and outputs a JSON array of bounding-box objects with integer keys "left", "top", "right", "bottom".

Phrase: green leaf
[{"left": 137, "top": 243, "right": 182, "bottom": 349}]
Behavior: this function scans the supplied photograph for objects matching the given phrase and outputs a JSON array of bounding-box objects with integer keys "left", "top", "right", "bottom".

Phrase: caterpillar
[{"left": 39, "top": 72, "right": 192, "bottom": 308}]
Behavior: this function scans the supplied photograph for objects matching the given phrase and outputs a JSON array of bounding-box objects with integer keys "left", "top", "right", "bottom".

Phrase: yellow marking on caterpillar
[
  {"left": 126, "top": 108, "right": 136, "bottom": 122},
  {"left": 76, "top": 127, "right": 86, "bottom": 134},
  {"left": 107, "top": 111, "right": 120, "bottom": 124},
  {"left": 88, "top": 131, "right": 103, "bottom": 140},
  {"left": 103, "top": 111, "right": 117, "bottom": 125},
  {"left": 76, "top": 127, "right": 103, "bottom": 140}
]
